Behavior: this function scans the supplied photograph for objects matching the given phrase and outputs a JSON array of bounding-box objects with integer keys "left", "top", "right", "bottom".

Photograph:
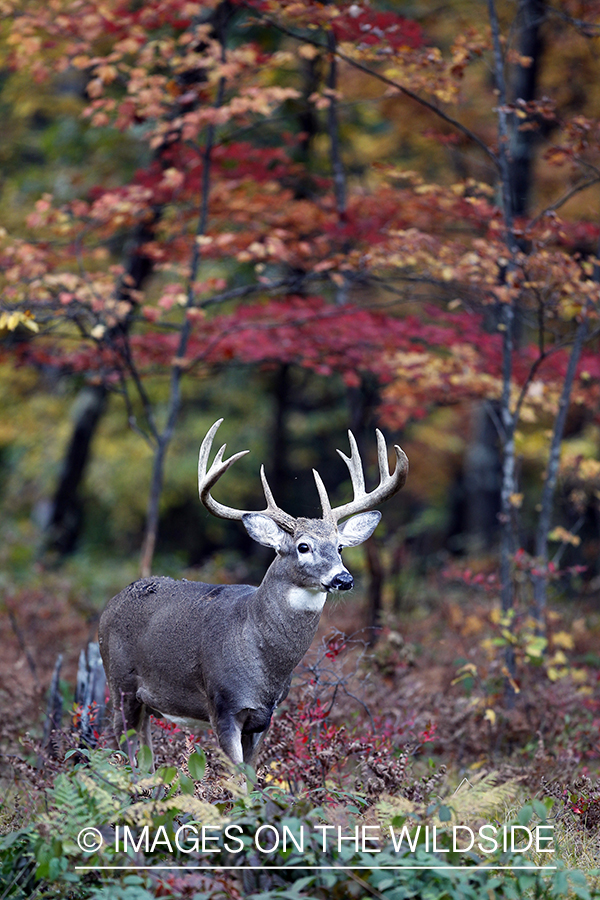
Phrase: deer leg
[
  {"left": 241, "top": 730, "right": 266, "bottom": 767},
  {"left": 215, "top": 716, "right": 244, "bottom": 766},
  {"left": 138, "top": 704, "right": 155, "bottom": 772},
  {"left": 109, "top": 684, "right": 145, "bottom": 766}
]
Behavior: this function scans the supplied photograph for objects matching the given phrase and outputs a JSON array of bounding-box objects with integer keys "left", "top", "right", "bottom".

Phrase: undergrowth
[
  {"left": 2, "top": 576, "right": 600, "bottom": 898},
  {"left": 2, "top": 739, "right": 600, "bottom": 900}
]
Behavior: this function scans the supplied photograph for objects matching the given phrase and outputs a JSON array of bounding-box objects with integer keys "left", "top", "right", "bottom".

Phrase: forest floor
[{"left": 2, "top": 567, "right": 600, "bottom": 872}]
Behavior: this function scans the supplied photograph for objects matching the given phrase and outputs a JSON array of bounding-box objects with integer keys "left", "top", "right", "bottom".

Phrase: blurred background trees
[{"left": 0, "top": 0, "right": 599, "bottom": 639}]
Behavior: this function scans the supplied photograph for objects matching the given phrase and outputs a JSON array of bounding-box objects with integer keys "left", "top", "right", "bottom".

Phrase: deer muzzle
[{"left": 328, "top": 571, "right": 354, "bottom": 592}]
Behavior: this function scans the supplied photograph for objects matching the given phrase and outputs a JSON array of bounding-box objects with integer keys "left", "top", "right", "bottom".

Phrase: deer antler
[
  {"left": 314, "top": 429, "right": 408, "bottom": 524},
  {"left": 198, "top": 419, "right": 296, "bottom": 533}
]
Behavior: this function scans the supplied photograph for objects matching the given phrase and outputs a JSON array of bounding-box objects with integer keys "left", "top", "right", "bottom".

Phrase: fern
[
  {"left": 124, "top": 794, "right": 223, "bottom": 827},
  {"left": 47, "top": 774, "right": 90, "bottom": 826},
  {"left": 375, "top": 770, "right": 522, "bottom": 827},
  {"left": 76, "top": 772, "right": 124, "bottom": 820},
  {"left": 446, "top": 771, "right": 522, "bottom": 822}
]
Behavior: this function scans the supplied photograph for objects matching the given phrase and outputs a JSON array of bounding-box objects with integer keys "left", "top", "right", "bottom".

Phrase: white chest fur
[{"left": 286, "top": 586, "right": 327, "bottom": 611}]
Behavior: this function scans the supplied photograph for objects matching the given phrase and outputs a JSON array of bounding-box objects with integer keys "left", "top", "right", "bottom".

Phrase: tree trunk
[
  {"left": 365, "top": 538, "right": 384, "bottom": 643},
  {"left": 462, "top": 403, "right": 502, "bottom": 553},
  {"left": 531, "top": 245, "right": 598, "bottom": 623},
  {"left": 509, "top": 0, "right": 545, "bottom": 218},
  {"left": 458, "top": 1, "right": 545, "bottom": 557},
  {"left": 270, "top": 364, "right": 291, "bottom": 511},
  {"left": 43, "top": 215, "right": 158, "bottom": 560},
  {"left": 138, "top": 6, "right": 231, "bottom": 576},
  {"left": 44, "top": 384, "right": 108, "bottom": 557},
  {"left": 489, "top": 0, "right": 520, "bottom": 702}
]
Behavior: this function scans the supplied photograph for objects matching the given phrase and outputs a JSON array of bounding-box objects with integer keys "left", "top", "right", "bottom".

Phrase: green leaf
[
  {"left": 532, "top": 799, "right": 547, "bottom": 821},
  {"left": 288, "top": 875, "right": 315, "bottom": 891},
  {"left": 187, "top": 749, "right": 206, "bottom": 781},
  {"left": 517, "top": 804, "right": 532, "bottom": 826},
  {"left": 552, "top": 870, "right": 569, "bottom": 896},
  {"left": 518, "top": 874, "right": 535, "bottom": 892},
  {"left": 136, "top": 744, "right": 153, "bottom": 772},
  {"left": 157, "top": 765, "right": 177, "bottom": 784},
  {"left": 178, "top": 773, "right": 195, "bottom": 795},
  {"left": 438, "top": 805, "right": 452, "bottom": 822}
]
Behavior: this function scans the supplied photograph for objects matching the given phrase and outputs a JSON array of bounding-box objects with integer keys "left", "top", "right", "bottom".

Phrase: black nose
[{"left": 330, "top": 572, "right": 354, "bottom": 592}]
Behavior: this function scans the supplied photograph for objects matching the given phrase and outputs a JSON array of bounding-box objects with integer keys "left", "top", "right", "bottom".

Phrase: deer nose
[{"left": 329, "top": 572, "right": 354, "bottom": 592}]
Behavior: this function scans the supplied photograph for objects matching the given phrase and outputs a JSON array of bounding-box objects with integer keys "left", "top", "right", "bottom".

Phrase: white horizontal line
[{"left": 75, "top": 865, "right": 558, "bottom": 871}]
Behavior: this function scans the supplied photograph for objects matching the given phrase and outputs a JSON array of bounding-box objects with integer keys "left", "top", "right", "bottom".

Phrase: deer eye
[{"left": 297, "top": 542, "right": 311, "bottom": 554}]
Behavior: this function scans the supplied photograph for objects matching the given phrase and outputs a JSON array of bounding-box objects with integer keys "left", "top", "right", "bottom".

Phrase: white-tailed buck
[{"left": 99, "top": 419, "right": 408, "bottom": 769}]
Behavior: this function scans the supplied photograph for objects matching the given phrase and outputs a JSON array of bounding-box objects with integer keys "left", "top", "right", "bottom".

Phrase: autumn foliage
[{"left": 1, "top": 0, "right": 600, "bottom": 619}]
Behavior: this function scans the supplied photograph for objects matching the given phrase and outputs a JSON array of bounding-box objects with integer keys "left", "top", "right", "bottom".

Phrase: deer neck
[
  {"left": 263, "top": 552, "right": 327, "bottom": 610},
  {"left": 251, "top": 556, "right": 326, "bottom": 662}
]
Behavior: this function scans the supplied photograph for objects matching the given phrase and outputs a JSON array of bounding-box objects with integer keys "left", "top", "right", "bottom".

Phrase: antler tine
[
  {"left": 330, "top": 428, "right": 408, "bottom": 523},
  {"left": 260, "top": 466, "right": 296, "bottom": 533},
  {"left": 376, "top": 428, "right": 389, "bottom": 478},
  {"left": 198, "top": 419, "right": 297, "bottom": 532},
  {"left": 312, "top": 468, "right": 334, "bottom": 522},
  {"left": 337, "top": 429, "right": 365, "bottom": 495},
  {"left": 198, "top": 419, "right": 250, "bottom": 521}
]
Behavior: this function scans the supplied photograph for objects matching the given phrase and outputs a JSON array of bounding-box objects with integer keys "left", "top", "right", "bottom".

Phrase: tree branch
[
  {"left": 526, "top": 175, "right": 600, "bottom": 233},
  {"left": 139, "top": 11, "right": 230, "bottom": 577},
  {"left": 250, "top": 8, "right": 500, "bottom": 168}
]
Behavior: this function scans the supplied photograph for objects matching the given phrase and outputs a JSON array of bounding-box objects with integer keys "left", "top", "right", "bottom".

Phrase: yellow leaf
[
  {"left": 298, "top": 44, "right": 320, "bottom": 60},
  {"left": 552, "top": 630, "right": 574, "bottom": 650},
  {"left": 0, "top": 310, "right": 39, "bottom": 333},
  {"left": 501, "top": 667, "right": 520, "bottom": 693},
  {"left": 548, "top": 527, "right": 581, "bottom": 547},
  {"left": 484, "top": 708, "right": 496, "bottom": 726},
  {"left": 451, "top": 662, "right": 477, "bottom": 685}
]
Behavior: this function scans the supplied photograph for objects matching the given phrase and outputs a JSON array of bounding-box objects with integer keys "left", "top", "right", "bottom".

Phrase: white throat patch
[{"left": 286, "top": 586, "right": 327, "bottom": 611}]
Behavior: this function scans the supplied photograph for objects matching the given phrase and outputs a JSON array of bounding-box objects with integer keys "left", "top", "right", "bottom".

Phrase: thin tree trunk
[
  {"left": 270, "top": 364, "right": 291, "bottom": 511},
  {"left": 463, "top": 403, "right": 502, "bottom": 552},
  {"left": 365, "top": 538, "right": 384, "bottom": 643},
  {"left": 44, "top": 384, "right": 108, "bottom": 557},
  {"left": 510, "top": 0, "right": 545, "bottom": 218},
  {"left": 139, "top": 9, "right": 230, "bottom": 577},
  {"left": 44, "top": 212, "right": 158, "bottom": 559},
  {"left": 459, "top": 1, "right": 545, "bottom": 560},
  {"left": 489, "top": 0, "right": 520, "bottom": 698},
  {"left": 531, "top": 244, "right": 599, "bottom": 623}
]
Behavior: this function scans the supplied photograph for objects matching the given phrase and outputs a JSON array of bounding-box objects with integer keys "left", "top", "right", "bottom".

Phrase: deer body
[{"left": 99, "top": 422, "right": 408, "bottom": 768}]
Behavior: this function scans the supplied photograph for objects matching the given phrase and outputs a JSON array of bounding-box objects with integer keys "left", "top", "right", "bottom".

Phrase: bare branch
[
  {"left": 526, "top": 175, "right": 600, "bottom": 233},
  {"left": 249, "top": 8, "right": 499, "bottom": 168},
  {"left": 140, "top": 9, "right": 231, "bottom": 577}
]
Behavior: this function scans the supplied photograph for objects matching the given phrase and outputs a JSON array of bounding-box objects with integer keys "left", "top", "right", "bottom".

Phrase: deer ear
[
  {"left": 242, "top": 513, "right": 287, "bottom": 550},
  {"left": 338, "top": 511, "right": 381, "bottom": 547}
]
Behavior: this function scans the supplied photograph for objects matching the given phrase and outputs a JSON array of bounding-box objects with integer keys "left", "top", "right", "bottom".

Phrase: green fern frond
[
  {"left": 447, "top": 771, "right": 522, "bottom": 823},
  {"left": 76, "top": 772, "right": 123, "bottom": 819},
  {"left": 375, "top": 771, "right": 522, "bottom": 828},
  {"left": 124, "top": 795, "right": 223, "bottom": 827}
]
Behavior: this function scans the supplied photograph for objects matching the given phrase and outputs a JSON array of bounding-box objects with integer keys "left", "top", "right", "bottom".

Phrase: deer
[{"left": 99, "top": 419, "right": 408, "bottom": 771}]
